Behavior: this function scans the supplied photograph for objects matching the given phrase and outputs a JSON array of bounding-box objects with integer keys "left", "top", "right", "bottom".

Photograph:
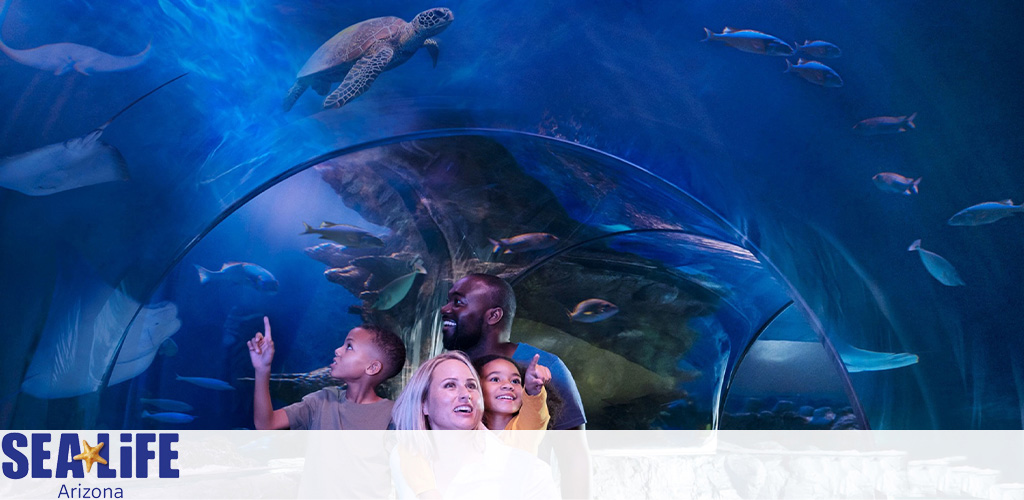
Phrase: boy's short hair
[{"left": 360, "top": 324, "right": 406, "bottom": 380}]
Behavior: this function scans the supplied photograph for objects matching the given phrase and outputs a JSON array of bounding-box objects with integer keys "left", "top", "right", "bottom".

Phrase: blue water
[{"left": 1, "top": 0, "right": 1021, "bottom": 430}]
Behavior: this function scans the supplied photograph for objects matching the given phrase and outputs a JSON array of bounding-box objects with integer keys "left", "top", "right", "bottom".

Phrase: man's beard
[{"left": 442, "top": 325, "right": 480, "bottom": 351}]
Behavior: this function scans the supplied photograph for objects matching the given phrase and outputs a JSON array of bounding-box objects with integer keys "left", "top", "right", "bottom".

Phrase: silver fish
[
  {"left": 489, "top": 232, "right": 559, "bottom": 254},
  {"left": 908, "top": 239, "right": 964, "bottom": 286},
  {"left": 372, "top": 263, "right": 427, "bottom": 310},
  {"left": 140, "top": 398, "right": 194, "bottom": 413},
  {"left": 853, "top": 113, "right": 917, "bottom": 135},
  {"left": 795, "top": 40, "right": 842, "bottom": 58},
  {"left": 176, "top": 374, "right": 235, "bottom": 391},
  {"left": 142, "top": 410, "right": 195, "bottom": 424},
  {"left": 0, "top": 73, "right": 186, "bottom": 196},
  {"left": 948, "top": 199, "right": 1024, "bottom": 226},
  {"left": 301, "top": 221, "right": 384, "bottom": 248},
  {"left": 784, "top": 59, "right": 843, "bottom": 87},
  {"left": 196, "top": 262, "right": 279, "bottom": 292},
  {"left": 873, "top": 173, "right": 921, "bottom": 195},
  {"left": 568, "top": 298, "right": 620, "bottom": 323},
  {"left": 701, "top": 27, "right": 795, "bottom": 56}
]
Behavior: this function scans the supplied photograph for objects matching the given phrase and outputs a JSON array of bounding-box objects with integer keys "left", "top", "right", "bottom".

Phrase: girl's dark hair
[{"left": 472, "top": 355, "right": 563, "bottom": 430}]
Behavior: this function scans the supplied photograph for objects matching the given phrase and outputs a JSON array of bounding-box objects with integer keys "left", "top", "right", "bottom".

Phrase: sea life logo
[{"left": 1, "top": 432, "right": 179, "bottom": 480}]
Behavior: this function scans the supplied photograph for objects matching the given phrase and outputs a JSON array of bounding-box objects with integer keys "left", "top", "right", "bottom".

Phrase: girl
[{"left": 473, "top": 353, "right": 553, "bottom": 432}]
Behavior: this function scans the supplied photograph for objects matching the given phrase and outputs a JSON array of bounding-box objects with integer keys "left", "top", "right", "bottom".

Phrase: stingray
[
  {"left": 0, "top": 72, "right": 186, "bottom": 196},
  {"left": 0, "top": 0, "right": 150, "bottom": 75},
  {"left": 20, "top": 251, "right": 181, "bottom": 399}
]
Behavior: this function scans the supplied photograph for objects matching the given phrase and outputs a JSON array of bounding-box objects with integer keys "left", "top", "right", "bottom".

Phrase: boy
[{"left": 248, "top": 316, "right": 406, "bottom": 430}]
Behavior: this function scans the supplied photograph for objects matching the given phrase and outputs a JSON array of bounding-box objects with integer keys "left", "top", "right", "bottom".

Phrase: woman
[
  {"left": 392, "top": 351, "right": 486, "bottom": 431},
  {"left": 390, "top": 351, "right": 558, "bottom": 499}
]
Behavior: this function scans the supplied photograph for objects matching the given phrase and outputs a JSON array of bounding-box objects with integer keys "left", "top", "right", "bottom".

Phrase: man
[
  {"left": 440, "top": 273, "right": 586, "bottom": 429},
  {"left": 440, "top": 273, "right": 591, "bottom": 498}
]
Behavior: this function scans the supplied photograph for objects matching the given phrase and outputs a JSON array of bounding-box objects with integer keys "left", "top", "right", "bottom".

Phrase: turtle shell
[{"left": 297, "top": 16, "right": 406, "bottom": 79}]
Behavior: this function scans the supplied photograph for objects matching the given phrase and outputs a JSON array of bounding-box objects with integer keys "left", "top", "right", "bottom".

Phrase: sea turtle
[{"left": 282, "top": 7, "right": 454, "bottom": 111}]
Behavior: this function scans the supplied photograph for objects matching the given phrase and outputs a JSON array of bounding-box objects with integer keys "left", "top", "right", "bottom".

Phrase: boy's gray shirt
[{"left": 283, "top": 386, "right": 394, "bottom": 430}]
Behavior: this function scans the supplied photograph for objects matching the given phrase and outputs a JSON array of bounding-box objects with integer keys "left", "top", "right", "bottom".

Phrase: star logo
[{"left": 73, "top": 440, "right": 107, "bottom": 473}]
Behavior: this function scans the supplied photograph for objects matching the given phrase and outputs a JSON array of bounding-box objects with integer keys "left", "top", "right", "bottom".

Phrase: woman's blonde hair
[{"left": 391, "top": 350, "right": 482, "bottom": 430}]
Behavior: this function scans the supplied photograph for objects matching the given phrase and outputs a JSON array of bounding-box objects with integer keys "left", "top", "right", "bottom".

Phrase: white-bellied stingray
[
  {"left": 0, "top": 0, "right": 150, "bottom": 75},
  {"left": 19, "top": 250, "right": 181, "bottom": 399},
  {"left": 0, "top": 72, "right": 187, "bottom": 196}
]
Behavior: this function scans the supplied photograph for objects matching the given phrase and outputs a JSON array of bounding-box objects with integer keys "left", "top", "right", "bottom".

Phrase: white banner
[{"left": 2, "top": 430, "right": 1023, "bottom": 499}]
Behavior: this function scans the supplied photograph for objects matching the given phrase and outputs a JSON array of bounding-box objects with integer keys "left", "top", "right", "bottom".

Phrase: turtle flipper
[
  {"left": 282, "top": 81, "right": 309, "bottom": 112},
  {"left": 324, "top": 47, "right": 394, "bottom": 109},
  {"left": 423, "top": 38, "right": 439, "bottom": 67}
]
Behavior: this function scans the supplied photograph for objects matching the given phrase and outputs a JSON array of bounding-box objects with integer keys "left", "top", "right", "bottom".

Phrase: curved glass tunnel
[
  {"left": 3, "top": 0, "right": 1017, "bottom": 431},
  {"left": 4, "top": 132, "right": 866, "bottom": 430}
]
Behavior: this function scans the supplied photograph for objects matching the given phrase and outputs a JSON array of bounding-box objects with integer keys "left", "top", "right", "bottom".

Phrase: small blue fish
[
  {"left": 948, "top": 199, "right": 1024, "bottom": 226},
  {"left": 853, "top": 113, "right": 917, "bottom": 135},
  {"left": 702, "top": 27, "right": 794, "bottom": 56},
  {"left": 489, "top": 232, "right": 559, "bottom": 254},
  {"left": 196, "top": 262, "right": 279, "bottom": 293},
  {"left": 795, "top": 40, "right": 842, "bottom": 58},
  {"left": 176, "top": 374, "right": 235, "bottom": 391},
  {"left": 302, "top": 222, "right": 384, "bottom": 248},
  {"left": 568, "top": 298, "right": 619, "bottom": 323},
  {"left": 908, "top": 239, "right": 965, "bottom": 286},
  {"left": 142, "top": 410, "right": 195, "bottom": 424},
  {"left": 140, "top": 398, "right": 194, "bottom": 413},
  {"left": 785, "top": 59, "right": 843, "bottom": 87},
  {"left": 873, "top": 173, "right": 921, "bottom": 195}
]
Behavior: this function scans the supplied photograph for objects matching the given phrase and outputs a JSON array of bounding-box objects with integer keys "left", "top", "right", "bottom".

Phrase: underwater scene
[{"left": 0, "top": 0, "right": 1021, "bottom": 431}]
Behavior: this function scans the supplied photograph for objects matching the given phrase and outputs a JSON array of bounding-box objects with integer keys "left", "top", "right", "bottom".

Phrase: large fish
[
  {"left": 0, "top": 73, "right": 187, "bottom": 196},
  {"left": 784, "top": 59, "right": 843, "bottom": 87},
  {"left": 568, "top": 298, "right": 619, "bottom": 323},
  {"left": 301, "top": 221, "right": 384, "bottom": 248},
  {"left": 371, "top": 263, "right": 427, "bottom": 310},
  {"left": 947, "top": 199, "right": 1024, "bottom": 226},
  {"left": 0, "top": 0, "right": 150, "bottom": 75},
  {"left": 795, "top": 40, "right": 842, "bottom": 58},
  {"left": 196, "top": 262, "right": 279, "bottom": 293},
  {"left": 489, "top": 232, "right": 559, "bottom": 254},
  {"left": 701, "top": 27, "right": 794, "bottom": 56},
  {"left": 908, "top": 239, "right": 965, "bottom": 286},
  {"left": 853, "top": 113, "right": 917, "bottom": 135},
  {"left": 873, "top": 173, "right": 921, "bottom": 195}
]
